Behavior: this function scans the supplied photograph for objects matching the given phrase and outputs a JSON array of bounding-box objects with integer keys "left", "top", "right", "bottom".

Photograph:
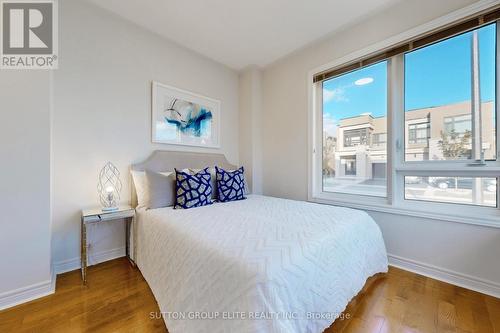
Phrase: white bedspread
[{"left": 136, "top": 195, "right": 387, "bottom": 333}]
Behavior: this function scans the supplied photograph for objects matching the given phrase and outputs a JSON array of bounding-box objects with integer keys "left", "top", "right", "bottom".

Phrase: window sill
[{"left": 309, "top": 194, "right": 500, "bottom": 229}]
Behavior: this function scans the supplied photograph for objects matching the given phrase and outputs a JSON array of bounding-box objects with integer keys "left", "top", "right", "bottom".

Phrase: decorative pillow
[
  {"left": 216, "top": 166, "right": 246, "bottom": 202},
  {"left": 174, "top": 168, "right": 213, "bottom": 209},
  {"left": 186, "top": 168, "right": 218, "bottom": 200},
  {"left": 145, "top": 170, "right": 175, "bottom": 209}
]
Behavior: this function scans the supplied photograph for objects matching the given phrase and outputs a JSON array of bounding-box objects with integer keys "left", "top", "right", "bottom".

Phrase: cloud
[
  {"left": 323, "top": 87, "right": 348, "bottom": 103},
  {"left": 323, "top": 113, "right": 338, "bottom": 137},
  {"left": 354, "top": 77, "right": 374, "bottom": 86}
]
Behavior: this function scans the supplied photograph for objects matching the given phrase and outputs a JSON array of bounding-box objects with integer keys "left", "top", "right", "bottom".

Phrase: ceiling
[{"left": 87, "top": 0, "right": 401, "bottom": 70}]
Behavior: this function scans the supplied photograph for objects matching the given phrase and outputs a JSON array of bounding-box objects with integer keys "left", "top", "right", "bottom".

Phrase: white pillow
[
  {"left": 131, "top": 170, "right": 172, "bottom": 208},
  {"left": 145, "top": 170, "right": 176, "bottom": 209},
  {"left": 131, "top": 170, "right": 147, "bottom": 208}
]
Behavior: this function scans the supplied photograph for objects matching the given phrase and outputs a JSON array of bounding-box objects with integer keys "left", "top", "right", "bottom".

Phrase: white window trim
[{"left": 307, "top": 0, "right": 500, "bottom": 229}]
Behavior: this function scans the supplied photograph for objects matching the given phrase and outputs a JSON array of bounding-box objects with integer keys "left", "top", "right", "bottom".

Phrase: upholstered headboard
[{"left": 130, "top": 150, "right": 237, "bottom": 206}]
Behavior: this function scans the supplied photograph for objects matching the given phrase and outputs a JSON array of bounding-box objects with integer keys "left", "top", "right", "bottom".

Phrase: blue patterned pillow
[
  {"left": 215, "top": 166, "right": 246, "bottom": 202},
  {"left": 174, "top": 168, "right": 213, "bottom": 209}
]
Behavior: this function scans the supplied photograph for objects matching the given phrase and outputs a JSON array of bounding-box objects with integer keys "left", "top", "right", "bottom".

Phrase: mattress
[{"left": 136, "top": 195, "right": 388, "bottom": 333}]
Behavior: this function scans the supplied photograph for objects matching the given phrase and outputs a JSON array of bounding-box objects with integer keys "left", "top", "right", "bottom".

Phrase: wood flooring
[{"left": 1, "top": 258, "right": 499, "bottom": 333}]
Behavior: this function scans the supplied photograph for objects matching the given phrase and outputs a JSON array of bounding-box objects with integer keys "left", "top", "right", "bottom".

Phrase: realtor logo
[{"left": 1, "top": 0, "right": 58, "bottom": 69}]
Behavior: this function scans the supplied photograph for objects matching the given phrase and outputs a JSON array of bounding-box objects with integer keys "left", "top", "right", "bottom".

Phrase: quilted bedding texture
[{"left": 136, "top": 195, "right": 388, "bottom": 333}]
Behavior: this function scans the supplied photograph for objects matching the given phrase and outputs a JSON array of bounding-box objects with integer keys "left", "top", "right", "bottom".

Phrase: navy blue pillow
[
  {"left": 174, "top": 168, "right": 213, "bottom": 209},
  {"left": 215, "top": 166, "right": 246, "bottom": 202}
]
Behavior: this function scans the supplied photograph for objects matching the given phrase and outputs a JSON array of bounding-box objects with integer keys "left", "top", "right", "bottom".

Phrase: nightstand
[{"left": 80, "top": 206, "right": 135, "bottom": 285}]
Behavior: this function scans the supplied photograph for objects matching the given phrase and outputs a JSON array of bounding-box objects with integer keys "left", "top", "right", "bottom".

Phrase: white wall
[
  {"left": 260, "top": 0, "right": 500, "bottom": 293},
  {"left": 239, "top": 66, "right": 263, "bottom": 194},
  {"left": 52, "top": 0, "right": 239, "bottom": 270},
  {"left": 0, "top": 71, "right": 52, "bottom": 304}
]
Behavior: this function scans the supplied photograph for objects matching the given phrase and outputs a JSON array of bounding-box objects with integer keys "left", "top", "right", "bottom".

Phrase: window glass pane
[
  {"left": 322, "top": 61, "right": 387, "bottom": 197},
  {"left": 404, "top": 176, "right": 497, "bottom": 207},
  {"left": 404, "top": 24, "right": 496, "bottom": 161},
  {"left": 373, "top": 133, "right": 386, "bottom": 145},
  {"left": 408, "top": 122, "right": 430, "bottom": 144}
]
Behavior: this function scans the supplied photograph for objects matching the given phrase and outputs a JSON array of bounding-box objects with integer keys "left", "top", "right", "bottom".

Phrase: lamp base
[{"left": 102, "top": 206, "right": 119, "bottom": 212}]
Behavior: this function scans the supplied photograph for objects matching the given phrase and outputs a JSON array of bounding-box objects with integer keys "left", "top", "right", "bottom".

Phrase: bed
[{"left": 131, "top": 151, "right": 388, "bottom": 333}]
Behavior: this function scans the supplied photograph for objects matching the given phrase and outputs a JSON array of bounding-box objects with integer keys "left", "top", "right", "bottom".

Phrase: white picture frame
[{"left": 152, "top": 81, "right": 221, "bottom": 148}]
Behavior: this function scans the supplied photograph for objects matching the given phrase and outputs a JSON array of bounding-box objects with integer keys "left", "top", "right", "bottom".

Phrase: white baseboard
[
  {"left": 0, "top": 248, "right": 125, "bottom": 311},
  {"left": 0, "top": 269, "right": 56, "bottom": 311},
  {"left": 54, "top": 246, "right": 125, "bottom": 275},
  {"left": 388, "top": 254, "right": 500, "bottom": 299}
]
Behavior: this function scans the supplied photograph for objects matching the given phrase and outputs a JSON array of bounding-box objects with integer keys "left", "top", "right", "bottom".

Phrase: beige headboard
[{"left": 130, "top": 150, "right": 237, "bottom": 206}]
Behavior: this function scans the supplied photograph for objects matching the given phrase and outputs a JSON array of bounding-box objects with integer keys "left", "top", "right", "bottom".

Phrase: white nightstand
[{"left": 80, "top": 206, "right": 136, "bottom": 285}]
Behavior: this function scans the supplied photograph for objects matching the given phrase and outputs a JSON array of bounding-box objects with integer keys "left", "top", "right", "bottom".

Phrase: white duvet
[{"left": 136, "top": 195, "right": 387, "bottom": 333}]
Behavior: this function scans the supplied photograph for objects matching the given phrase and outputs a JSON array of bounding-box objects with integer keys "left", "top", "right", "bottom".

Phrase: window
[
  {"left": 372, "top": 133, "right": 387, "bottom": 145},
  {"left": 444, "top": 114, "right": 471, "bottom": 135},
  {"left": 312, "top": 15, "right": 499, "bottom": 222},
  {"left": 322, "top": 61, "right": 387, "bottom": 197},
  {"left": 344, "top": 128, "right": 369, "bottom": 147},
  {"left": 404, "top": 24, "right": 496, "bottom": 162},
  {"left": 408, "top": 122, "right": 430, "bottom": 144},
  {"left": 343, "top": 156, "right": 356, "bottom": 175},
  {"left": 405, "top": 176, "right": 496, "bottom": 207}
]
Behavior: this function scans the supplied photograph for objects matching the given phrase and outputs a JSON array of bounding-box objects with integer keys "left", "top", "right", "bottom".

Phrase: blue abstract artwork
[
  {"left": 152, "top": 82, "right": 220, "bottom": 148},
  {"left": 164, "top": 98, "right": 213, "bottom": 137}
]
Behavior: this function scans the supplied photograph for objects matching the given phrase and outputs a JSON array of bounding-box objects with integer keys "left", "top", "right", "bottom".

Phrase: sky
[{"left": 323, "top": 23, "right": 496, "bottom": 136}]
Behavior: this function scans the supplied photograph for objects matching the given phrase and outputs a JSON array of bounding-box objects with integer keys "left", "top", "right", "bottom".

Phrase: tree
[
  {"left": 438, "top": 129, "right": 472, "bottom": 159},
  {"left": 322, "top": 136, "right": 336, "bottom": 176}
]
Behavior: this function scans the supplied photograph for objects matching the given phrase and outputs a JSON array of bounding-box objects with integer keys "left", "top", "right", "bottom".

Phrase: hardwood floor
[
  {"left": 325, "top": 267, "right": 500, "bottom": 333},
  {"left": 1, "top": 258, "right": 499, "bottom": 333},
  {"left": 0, "top": 258, "right": 166, "bottom": 333}
]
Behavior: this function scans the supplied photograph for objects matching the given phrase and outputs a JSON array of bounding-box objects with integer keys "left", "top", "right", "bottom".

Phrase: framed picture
[{"left": 152, "top": 81, "right": 220, "bottom": 148}]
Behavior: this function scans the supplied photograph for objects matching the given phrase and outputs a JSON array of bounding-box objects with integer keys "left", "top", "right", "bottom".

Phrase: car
[
  {"left": 429, "top": 177, "right": 496, "bottom": 192},
  {"left": 405, "top": 176, "right": 423, "bottom": 184}
]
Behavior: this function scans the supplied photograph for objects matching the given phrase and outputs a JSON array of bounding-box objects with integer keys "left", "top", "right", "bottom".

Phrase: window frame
[
  {"left": 308, "top": 13, "right": 500, "bottom": 228},
  {"left": 408, "top": 122, "right": 430, "bottom": 144}
]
